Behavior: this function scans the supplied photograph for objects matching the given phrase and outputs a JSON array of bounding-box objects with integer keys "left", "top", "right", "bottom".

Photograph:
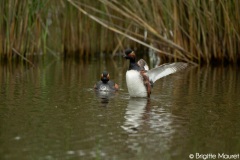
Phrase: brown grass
[{"left": 0, "top": 0, "right": 239, "bottom": 65}]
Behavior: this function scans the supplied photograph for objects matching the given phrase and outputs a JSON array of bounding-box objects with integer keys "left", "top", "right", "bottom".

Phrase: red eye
[{"left": 130, "top": 52, "right": 135, "bottom": 58}]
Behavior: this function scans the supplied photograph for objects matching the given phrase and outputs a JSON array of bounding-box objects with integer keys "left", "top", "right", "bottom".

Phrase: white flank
[{"left": 126, "top": 70, "right": 147, "bottom": 97}]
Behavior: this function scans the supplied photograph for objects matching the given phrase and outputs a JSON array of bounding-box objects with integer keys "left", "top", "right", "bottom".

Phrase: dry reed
[{"left": 0, "top": 0, "right": 239, "bottom": 65}]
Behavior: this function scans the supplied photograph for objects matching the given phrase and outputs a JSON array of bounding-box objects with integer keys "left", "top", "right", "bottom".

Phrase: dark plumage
[{"left": 94, "top": 71, "right": 119, "bottom": 91}]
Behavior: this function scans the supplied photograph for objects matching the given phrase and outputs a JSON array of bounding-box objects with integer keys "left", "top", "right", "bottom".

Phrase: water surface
[{"left": 0, "top": 57, "right": 240, "bottom": 160}]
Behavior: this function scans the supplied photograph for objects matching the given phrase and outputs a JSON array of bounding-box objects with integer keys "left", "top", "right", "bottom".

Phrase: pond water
[{"left": 0, "top": 55, "right": 240, "bottom": 160}]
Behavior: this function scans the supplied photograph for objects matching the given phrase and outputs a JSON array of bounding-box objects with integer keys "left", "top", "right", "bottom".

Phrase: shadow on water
[{"left": 0, "top": 56, "right": 240, "bottom": 160}]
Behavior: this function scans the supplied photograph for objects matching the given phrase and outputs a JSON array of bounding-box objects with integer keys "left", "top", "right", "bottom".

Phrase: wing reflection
[{"left": 121, "top": 98, "right": 150, "bottom": 133}]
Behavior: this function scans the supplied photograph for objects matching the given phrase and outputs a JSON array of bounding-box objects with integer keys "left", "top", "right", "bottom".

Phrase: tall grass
[
  {"left": 67, "top": 0, "right": 239, "bottom": 64},
  {"left": 0, "top": 0, "right": 48, "bottom": 61},
  {"left": 58, "top": 0, "right": 141, "bottom": 58},
  {"left": 0, "top": 0, "right": 239, "bottom": 64}
]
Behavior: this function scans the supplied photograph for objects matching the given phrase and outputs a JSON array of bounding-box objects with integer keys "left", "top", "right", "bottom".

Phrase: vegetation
[
  {"left": 0, "top": 0, "right": 239, "bottom": 65},
  {"left": 0, "top": 0, "right": 48, "bottom": 59}
]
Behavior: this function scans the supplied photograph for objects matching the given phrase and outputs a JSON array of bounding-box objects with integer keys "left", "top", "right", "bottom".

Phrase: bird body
[
  {"left": 95, "top": 80, "right": 117, "bottom": 91},
  {"left": 126, "top": 70, "right": 147, "bottom": 97},
  {"left": 124, "top": 49, "right": 187, "bottom": 98},
  {"left": 94, "top": 71, "right": 119, "bottom": 92}
]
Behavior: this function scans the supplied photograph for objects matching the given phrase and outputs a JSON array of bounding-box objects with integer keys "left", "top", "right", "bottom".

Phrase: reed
[
  {"left": 67, "top": 0, "right": 240, "bottom": 64},
  {"left": 0, "top": 0, "right": 239, "bottom": 64},
  {"left": 0, "top": 0, "right": 48, "bottom": 61}
]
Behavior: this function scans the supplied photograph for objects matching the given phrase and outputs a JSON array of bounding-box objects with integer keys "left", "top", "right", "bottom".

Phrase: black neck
[{"left": 129, "top": 60, "right": 141, "bottom": 71}]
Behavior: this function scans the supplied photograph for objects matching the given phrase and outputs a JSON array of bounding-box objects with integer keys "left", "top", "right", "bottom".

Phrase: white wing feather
[
  {"left": 137, "top": 59, "right": 149, "bottom": 71},
  {"left": 146, "top": 62, "right": 188, "bottom": 83}
]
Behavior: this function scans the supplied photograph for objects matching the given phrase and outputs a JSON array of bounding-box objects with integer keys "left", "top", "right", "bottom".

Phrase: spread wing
[
  {"left": 146, "top": 62, "right": 188, "bottom": 83},
  {"left": 137, "top": 59, "right": 149, "bottom": 71}
]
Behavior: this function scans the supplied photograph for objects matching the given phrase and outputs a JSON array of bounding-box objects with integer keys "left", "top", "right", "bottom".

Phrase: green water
[{"left": 0, "top": 56, "right": 240, "bottom": 160}]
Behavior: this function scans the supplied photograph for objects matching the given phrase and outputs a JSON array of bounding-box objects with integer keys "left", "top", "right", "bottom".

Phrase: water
[{"left": 0, "top": 56, "right": 240, "bottom": 160}]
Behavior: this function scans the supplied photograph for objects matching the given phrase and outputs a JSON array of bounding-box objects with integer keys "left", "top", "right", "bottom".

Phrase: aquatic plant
[
  {"left": 0, "top": 0, "right": 49, "bottom": 60},
  {"left": 67, "top": 0, "right": 240, "bottom": 64},
  {"left": 0, "top": 0, "right": 239, "bottom": 65}
]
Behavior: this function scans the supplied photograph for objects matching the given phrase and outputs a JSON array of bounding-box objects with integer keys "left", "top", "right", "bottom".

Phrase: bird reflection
[
  {"left": 121, "top": 98, "right": 150, "bottom": 133},
  {"left": 95, "top": 90, "right": 117, "bottom": 107}
]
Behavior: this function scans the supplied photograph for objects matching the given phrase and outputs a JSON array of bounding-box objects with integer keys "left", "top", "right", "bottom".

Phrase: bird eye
[{"left": 130, "top": 52, "right": 135, "bottom": 57}]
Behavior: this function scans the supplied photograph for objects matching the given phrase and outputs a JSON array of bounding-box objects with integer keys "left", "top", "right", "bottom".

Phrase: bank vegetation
[{"left": 0, "top": 0, "right": 239, "bottom": 65}]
